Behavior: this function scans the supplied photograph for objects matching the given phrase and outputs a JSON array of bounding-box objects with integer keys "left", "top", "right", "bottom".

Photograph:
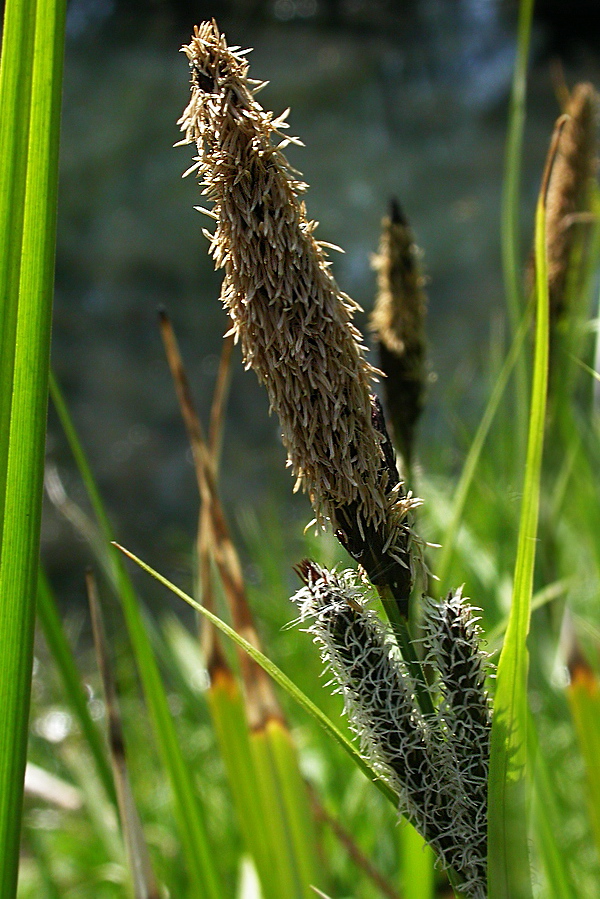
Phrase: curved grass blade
[
  {"left": 500, "top": 0, "right": 535, "bottom": 467},
  {"left": 0, "top": 0, "right": 66, "bottom": 894},
  {"left": 487, "top": 116, "right": 563, "bottom": 899}
]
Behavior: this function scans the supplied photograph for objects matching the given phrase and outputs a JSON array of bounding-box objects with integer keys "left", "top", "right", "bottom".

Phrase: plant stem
[{"left": 379, "top": 586, "right": 434, "bottom": 717}]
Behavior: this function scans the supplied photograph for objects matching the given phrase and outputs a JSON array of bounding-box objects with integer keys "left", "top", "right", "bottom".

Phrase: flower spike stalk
[
  {"left": 179, "top": 21, "right": 421, "bottom": 616},
  {"left": 180, "top": 22, "right": 493, "bottom": 897}
]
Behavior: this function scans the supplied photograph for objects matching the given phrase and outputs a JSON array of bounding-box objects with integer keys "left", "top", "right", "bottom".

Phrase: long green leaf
[
  {"left": 500, "top": 0, "right": 534, "bottom": 467},
  {"left": 0, "top": 0, "right": 35, "bottom": 523},
  {"left": 488, "top": 124, "right": 553, "bottom": 899},
  {"left": 0, "top": 0, "right": 66, "bottom": 894}
]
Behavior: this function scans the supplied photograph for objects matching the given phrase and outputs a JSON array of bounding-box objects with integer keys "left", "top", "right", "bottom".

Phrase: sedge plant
[{"left": 4, "top": 3, "right": 600, "bottom": 899}]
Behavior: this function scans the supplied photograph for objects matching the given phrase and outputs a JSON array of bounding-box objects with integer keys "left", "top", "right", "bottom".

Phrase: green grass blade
[
  {"left": 0, "top": 0, "right": 35, "bottom": 523},
  {"left": 206, "top": 667, "right": 279, "bottom": 899},
  {"left": 36, "top": 568, "right": 117, "bottom": 807},
  {"left": 488, "top": 128, "right": 553, "bottom": 899},
  {"left": 500, "top": 0, "right": 534, "bottom": 466},
  {"left": 0, "top": 0, "right": 66, "bottom": 894},
  {"left": 436, "top": 304, "right": 532, "bottom": 591},
  {"left": 399, "top": 823, "right": 434, "bottom": 899},
  {"left": 49, "top": 377, "right": 223, "bottom": 898},
  {"left": 253, "top": 720, "right": 323, "bottom": 898}
]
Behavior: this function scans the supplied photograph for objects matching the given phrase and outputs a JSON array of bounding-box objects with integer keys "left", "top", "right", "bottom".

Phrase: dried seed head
[
  {"left": 370, "top": 200, "right": 428, "bottom": 466},
  {"left": 180, "top": 23, "right": 421, "bottom": 609},
  {"left": 528, "top": 82, "right": 599, "bottom": 321},
  {"left": 293, "top": 562, "right": 489, "bottom": 898}
]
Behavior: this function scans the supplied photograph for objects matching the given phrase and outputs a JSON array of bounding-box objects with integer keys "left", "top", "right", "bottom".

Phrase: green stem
[{"left": 379, "top": 587, "right": 434, "bottom": 717}]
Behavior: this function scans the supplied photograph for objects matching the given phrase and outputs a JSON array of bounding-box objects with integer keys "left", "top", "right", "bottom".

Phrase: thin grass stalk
[
  {"left": 501, "top": 0, "right": 534, "bottom": 470},
  {"left": 36, "top": 569, "right": 117, "bottom": 806},
  {"left": 487, "top": 113, "right": 562, "bottom": 899},
  {"left": 86, "top": 569, "right": 160, "bottom": 899},
  {"left": 0, "top": 1, "right": 66, "bottom": 894}
]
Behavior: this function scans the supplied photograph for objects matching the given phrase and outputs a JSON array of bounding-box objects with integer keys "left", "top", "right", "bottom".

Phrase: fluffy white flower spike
[{"left": 294, "top": 563, "right": 491, "bottom": 898}]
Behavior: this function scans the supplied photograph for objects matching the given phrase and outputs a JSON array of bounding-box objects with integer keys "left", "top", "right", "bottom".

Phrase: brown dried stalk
[
  {"left": 159, "top": 310, "right": 281, "bottom": 728},
  {"left": 179, "top": 21, "right": 421, "bottom": 615},
  {"left": 370, "top": 200, "right": 428, "bottom": 469}
]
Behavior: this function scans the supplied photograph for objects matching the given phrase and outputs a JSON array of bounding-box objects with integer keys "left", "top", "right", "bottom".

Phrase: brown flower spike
[
  {"left": 527, "top": 82, "right": 598, "bottom": 322},
  {"left": 179, "top": 22, "right": 421, "bottom": 612}
]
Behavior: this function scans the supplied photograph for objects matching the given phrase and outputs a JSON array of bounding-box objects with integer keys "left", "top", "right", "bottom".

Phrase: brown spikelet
[
  {"left": 179, "top": 22, "right": 422, "bottom": 614},
  {"left": 370, "top": 200, "right": 427, "bottom": 468},
  {"left": 530, "top": 82, "right": 598, "bottom": 322}
]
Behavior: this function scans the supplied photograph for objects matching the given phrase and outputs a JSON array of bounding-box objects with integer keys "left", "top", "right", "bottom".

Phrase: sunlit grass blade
[
  {"left": 501, "top": 0, "right": 534, "bottom": 467},
  {"left": 206, "top": 663, "right": 279, "bottom": 899},
  {"left": 436, "top": 303, "right": 533, "bottom": 592},
  {"left": 36, "top": 568, "right": 117, "bottom": 807},
  {"left": 251, "top": 719, "right": 323, "bottom": 898},
  {"left": 86, "top": 569, "right": 161, "bottom": 899},
  {"left": 0, "top": 0, "right": 66, "bottom": 894},
  {"left": 49, "top": 374, "right": 223, "bottom": 899},
  {"left": 399, "top": 824, "right": 434, "bottom": 899},
  {"left": 487, "top": 117, "right": 561, "bottom": 899},
  {"left": 0, "top": 0, "right": 35, "bottom": 514}
]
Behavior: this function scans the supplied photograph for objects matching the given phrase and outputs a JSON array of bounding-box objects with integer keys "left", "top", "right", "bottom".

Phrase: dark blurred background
[{"left": 44, "top": 0, "right": 600, "bottom": 612}]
